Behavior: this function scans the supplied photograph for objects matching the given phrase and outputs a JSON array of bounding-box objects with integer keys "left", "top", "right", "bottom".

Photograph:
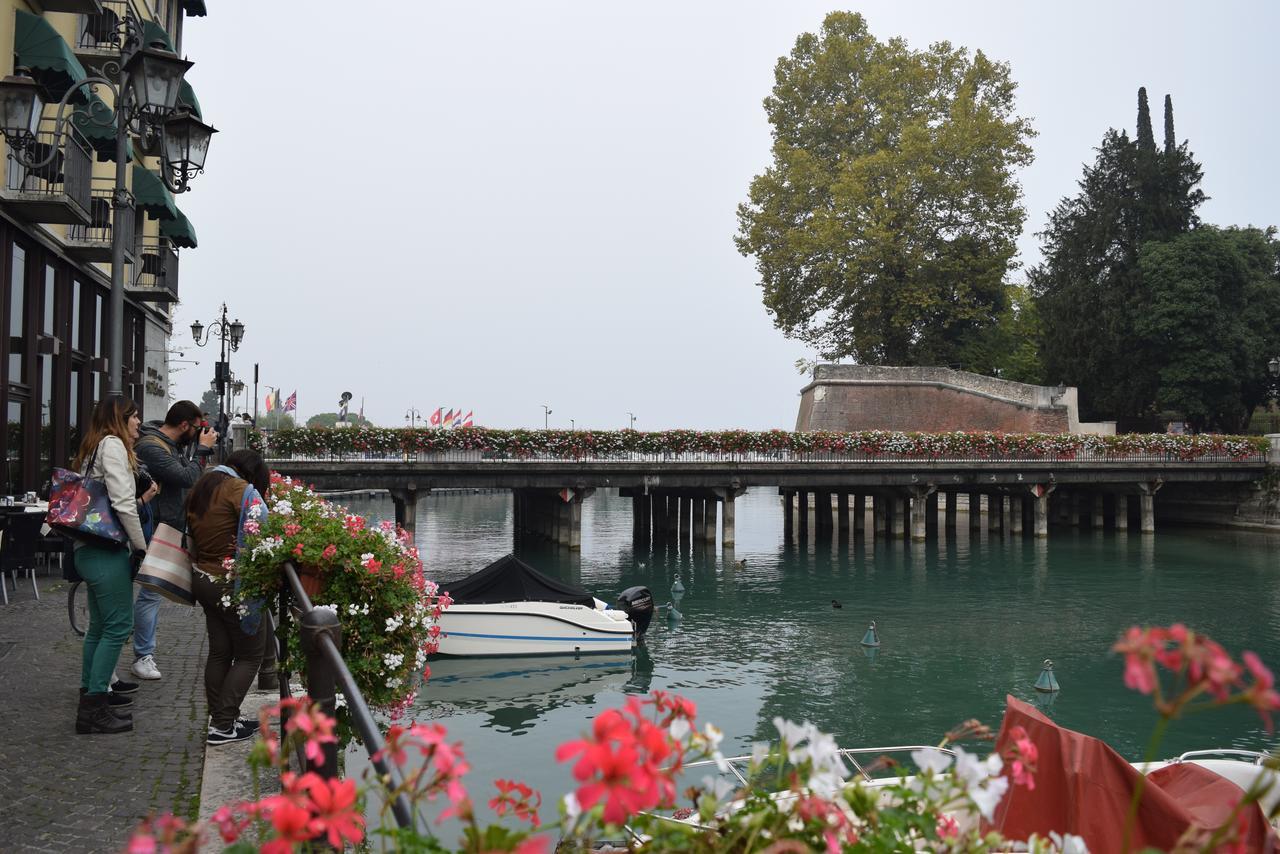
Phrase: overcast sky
[{"left": 170, "top": 1, "right": 1278, "bottom": 430}]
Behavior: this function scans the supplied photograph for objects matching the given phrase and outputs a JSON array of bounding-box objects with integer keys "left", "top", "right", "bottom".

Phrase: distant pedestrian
[
  {"left": 131, "top": 400, "right": 217, "bottom": 681},
  {"left": 186, "top": 449, "right": 270, "bottom": 745},
  {"left": 71, "top": 397, "right": 155, "bottom": 734}
]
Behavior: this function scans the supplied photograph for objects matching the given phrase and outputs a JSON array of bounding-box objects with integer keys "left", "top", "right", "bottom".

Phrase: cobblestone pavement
[{"left": 0, "top": 573, "right": 209, "bottom": 853}]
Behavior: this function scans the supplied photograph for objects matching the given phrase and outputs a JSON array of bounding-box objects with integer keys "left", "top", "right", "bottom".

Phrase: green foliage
[
  {"left": 734, "top": 11, "right": 1035, "bottom": 365},
  {"left": 1032, "top": 88, "right": 1206, "bottom": 422},
  {"left": 259, "top": 411, "right": 296, "bottom": 431},
  {"left": 1135, "top": 227, "right": 1280, "bottom": 432},
  {"left": 956, "top": 285, "right": 1044, "bottom": 383},
  {"left": 198, "top": 388, "right": 220, "bottom": 418},
  {"left": 306, "top": 411, "right": 373, "bottom": 429}
]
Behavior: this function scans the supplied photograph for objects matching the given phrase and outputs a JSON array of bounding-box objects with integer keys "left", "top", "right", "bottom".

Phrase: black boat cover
[{"left": 443, "top": 554, "right": 596, "bottom": 607}]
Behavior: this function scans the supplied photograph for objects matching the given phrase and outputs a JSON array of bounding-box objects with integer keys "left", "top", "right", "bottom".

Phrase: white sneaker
[{"left": 131, "top": 655, "right": 162, "bottom": 680}]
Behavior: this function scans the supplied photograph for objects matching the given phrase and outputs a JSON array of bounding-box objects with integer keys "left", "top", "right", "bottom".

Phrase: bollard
[{"left": 299, "top": 607, "right": 343, "bottom": 775}]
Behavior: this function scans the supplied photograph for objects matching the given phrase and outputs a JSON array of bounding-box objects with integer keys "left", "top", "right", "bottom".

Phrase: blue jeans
[{"left": 133, "top": 586, "right": 163, "bottom": 659}]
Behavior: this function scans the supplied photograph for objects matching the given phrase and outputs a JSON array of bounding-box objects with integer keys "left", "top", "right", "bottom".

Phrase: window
[
  {"left": 93, "top": 291, "right": 102, "bottom": 357},
  {"left": 9, "top": 244, "right": 26, "bottom": 382},
  {"left": 70, "top": 280, "right": 80, "bottom": 350},
  {"left": 42, "top": 265, "right": 54, "bottom": 336},
  {"left": 39, "top": 356, "right": 52, "bottom": 480},
  {"left": 6, "top": 400, "right": 24, "bottom": 493},
  {"left": 68, "top": 364, "right": 80, "bottom": 461}
]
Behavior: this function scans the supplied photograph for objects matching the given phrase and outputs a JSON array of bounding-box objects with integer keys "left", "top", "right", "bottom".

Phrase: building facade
[{"left": 0, "top": 0, "right": 206, "bottom": 494}]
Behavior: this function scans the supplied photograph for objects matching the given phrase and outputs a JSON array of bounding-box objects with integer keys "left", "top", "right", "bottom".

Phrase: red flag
[
  {"left": 462, "top": 410, "right": 474, "bottom": 427},
  {"left": 429, "top": 407, "right": 443, "bottom": 427},
  {"left": 443, "top": 408, "right": 454, "bottom": 426},
  {"left": 284, "top": 391, "right": 297, "bottom": 412}
]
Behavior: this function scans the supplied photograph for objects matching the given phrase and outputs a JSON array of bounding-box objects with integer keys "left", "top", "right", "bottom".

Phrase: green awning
[
  {"left": 71, "top": 93, "right": 134, "bottom": 162},
  {"left": 132, "top": 164, "right": 177, "bottom": 220},
  {"left": 181, "top": 0, "right": 208, "bottom": 17},
  {"left": 159, "top": 208, "right": 196, "bottom": 248},
  {"left": 14, "top": 10, "right": 89, "bottom": 104},
  {"left": 140, "top": 19, "right": 176, "bottom": 52},
  {"left": 177, "top": 80, "right": 201, "bottom": 118}
]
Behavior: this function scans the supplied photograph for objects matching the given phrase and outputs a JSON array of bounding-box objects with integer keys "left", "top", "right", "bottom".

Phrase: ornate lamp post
[
  {"left": 627, "top": 411, "right": 636, "bottom": 430},
  {"left": 405, "top": 408, "right": 422, "bottom": 428},
  {"left": 542, "top": 404, "right": 552, "bottom": 430},
  {"left": 0, "top": 24, "right": 216, "bottom": 397},
  {"left": 190, "top": 303, "right": 243, "bottom": 419}
]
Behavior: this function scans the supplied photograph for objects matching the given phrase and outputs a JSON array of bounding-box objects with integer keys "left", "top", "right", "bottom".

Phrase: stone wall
[{"left": 795, "top": 365, "right": 1115, "bottom": 434}]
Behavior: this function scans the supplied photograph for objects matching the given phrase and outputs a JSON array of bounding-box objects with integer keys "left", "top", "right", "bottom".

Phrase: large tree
[
  {"left": 735, "top": 12, "right": 1035, "bottom": 366},
  {"left": 1031, "top": 89, "right": 1205, "bottom": 422}
]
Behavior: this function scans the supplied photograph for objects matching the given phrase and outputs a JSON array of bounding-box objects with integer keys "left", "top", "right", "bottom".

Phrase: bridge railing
[{"left": 261, "top": 448, "right": 1268, "bottom": 465}]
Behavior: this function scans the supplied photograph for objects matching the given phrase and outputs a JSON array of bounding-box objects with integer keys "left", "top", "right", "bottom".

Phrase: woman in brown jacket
[{"left": 185, "top": 449, "right": 270, "bottom": 745}]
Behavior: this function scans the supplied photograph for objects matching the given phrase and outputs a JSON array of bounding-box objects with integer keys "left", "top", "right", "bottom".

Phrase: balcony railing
[
  {"left": 66, "top": 180, "right": 135, "bottom": 263},
  {"left": 1, "top": 127, "right": 93, "bottom": 225},
  {"left": 75, "top": 0, "right": 134, "bottom": 63},
  {"left": 128, "top": 237, "right": 179, "bottom": 303}
]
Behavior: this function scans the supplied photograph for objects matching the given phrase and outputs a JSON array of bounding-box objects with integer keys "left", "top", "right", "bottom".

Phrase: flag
[
  {"left": 284, "top": 391, "right": 297, "bottom": 412},
  {"left": 359, "top": 397, "right": 364, "bottom": 421},
  {"left": 443, "top": 409, "right": 454, "bottom": 427},
  {"left": 452, "top": 410, "right": 464, "bottom": 428},
  {"left": 429, "top": 407, "right": 443, "bottom": 427},
  {"left": 264, "top": 393, "right": 274, "bottom": 413},
  {"left": 273, "top": 389, "right": 282, "bottom": 413},
  {"left": 463, "top": 410, "right": 473, "bottom": 427}
]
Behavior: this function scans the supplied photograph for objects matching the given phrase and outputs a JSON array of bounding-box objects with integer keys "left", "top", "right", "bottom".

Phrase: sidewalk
[{"left": 0, "top": 573, "right": 209, "bottom": 853}]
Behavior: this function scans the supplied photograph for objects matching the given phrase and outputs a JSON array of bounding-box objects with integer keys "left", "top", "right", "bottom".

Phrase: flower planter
[{"left": 295, "top": 563, "right": 325, "bottom": 599}]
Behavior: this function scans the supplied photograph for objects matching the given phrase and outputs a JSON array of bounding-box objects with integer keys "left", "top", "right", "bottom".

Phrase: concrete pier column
[
  {"left": 1010, "top": 496, "right": 1023, "bottom": 535},
  {"left": 892, "top": 497, "right": 907, "bottom": 539},
  {"left": 797, "top": 490, "right": 810, "bottom": 542},
  {"left": 837, "top": 493, "right": 849, "bottom": 536},
  {"left": 815, "top": 491, "right": 832, "bottom": 539},
  {"left": 678, "top": 496, "right": 690, "bottom": 543},
  {"left": 926, "top": 492, "right": 939, "bottom": 537},
  {"left": 853, "top": 494, "right": 865, "bottom": 536},
  {"left": 873, "top": 495, "right": 886, "bottom": 537},
  {"left": 969, "top": 492, "right": 982, "bottom": 531},
  {"left": 781, "top": 491, "right": 793, "bottom": 542},
  {"left": 910, "top": 493, "right": 929, "bottom": 541},
  {"left": 1092, "top": 494, "right": 1105, "bottom": 530},
  {"left": 554, "top": 498, "right": 566, "bottom": 545},
  {"left": 692, "top": 498, "right": 706, "bottom": 543},
  {"left": 1116, "top": 495, "right": 1129, "bottom": 530},
  {"left": 569, "top": 495, "right": 583, "bottom": 551},
  {"left": 945, "top": 492, "right": 958, "bottom": 532},
  {"left": 390, "top": 488, "right": 420, "bottom": 535},
  {"left": 722, "top": 494, "right": 736, "bottom": 547},
  {"left": 1140, "top": 493, "right": 1155, "bottom": 533},
  {"left": 1034, "top": 493, "right": 1049, "bottom": 538},
  {"left": 987, "top": 495, "right": 1000, "bottom": 532},
  {"left": 1070, "top": 493, "right": 1081, "bottom": 527}
]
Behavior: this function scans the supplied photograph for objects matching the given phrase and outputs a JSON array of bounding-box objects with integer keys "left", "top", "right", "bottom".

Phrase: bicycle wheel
[{"left": 68, "top": 581, "right": 88, "bottom": 637}]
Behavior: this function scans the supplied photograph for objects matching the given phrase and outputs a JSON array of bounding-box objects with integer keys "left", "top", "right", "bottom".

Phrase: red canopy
[{"left": 988, "top": 696, "right": 1275, "bottom": 852}]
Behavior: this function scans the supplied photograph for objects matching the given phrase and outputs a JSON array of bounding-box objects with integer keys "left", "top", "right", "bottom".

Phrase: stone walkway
[{"left": 0, "top": 573, "right": 209, "bottom": 853}]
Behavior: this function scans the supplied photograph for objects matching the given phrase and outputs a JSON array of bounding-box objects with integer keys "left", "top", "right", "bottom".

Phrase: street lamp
[
  {"left": 0, "top": 24, "right": 215, "bottom": 398},
  {"left": 1269, "top": 357, "right": 1279, "bottom": 379},
  {"left": 570, "top": 419, "right": 575, "bottom": 431},
  {"left": 542, "top": 404, "right": 552, "bottom": 430},
  {"left": 191, "top": 303, "right": 243, "bottom": 419},
  {"left": 405, "top": 408, "right": 422, "bottom": 428},
  {"left": 627, "top": 411, "right": 636, "bottom": 430}
]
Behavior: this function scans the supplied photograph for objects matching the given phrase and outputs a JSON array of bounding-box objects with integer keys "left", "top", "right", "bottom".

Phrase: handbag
[
  {"left": 45, "top": 444, "right": 128, "bottom": 549},
  {"left": 135, "top": 522, "right": 196, "bottom": 605}
]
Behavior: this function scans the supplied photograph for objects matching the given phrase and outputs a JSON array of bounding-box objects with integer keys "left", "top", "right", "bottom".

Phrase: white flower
[
  {"left": 1050, "top": 832, "right": 1090, "bottom": 854},
  {"left": 247, "top": 502, "right": 262, "bottom": 520},
  {"left": 274, "top": 500, "right": 294, "bottom": 516},
  {"left": 669, "top": 718, "right": 690, "bottom": 741},
  {"left": 314, "top": 603, "right": 338, "bottom": 614},
  {"left": 562, "top": 792, "right": 581, "bottom": 822},
  {"left": 700, "top": 774, "right": 734, "bottom": 801},
  {"left": 953, "top": 746, "right": 1009, "bottom": 821},
  {"left": 911, "top": 747, "right": 953, "bottom": 775},
  {"left": 750, "top": 742, "right": 771, "bottom": 766},
  {"left": 347, "top": 604, "right": 360, "bottom": 616},
  {"left": 360, "top": 552, "right": 375, "bottom": 562},
  {"left": 384, "top": 676, "right": 402, "bottom": 688},
  {"left": 334, "top": 692, "right": 347, "bottom": 709},
  {"left": 383, "top": 652, "right": 404, "bottom": 668},
  {"left": 968, "top": 775, "right": 1009, "bottom": 821},
  {"left": 772, "top": 717, "right": 810, "bottom": 752},
  {"left": 219, "top": 594, "right": 233, "bottom": 609},
  {"left": 385, "top": 614, "right": 404, "bottom": 633}
]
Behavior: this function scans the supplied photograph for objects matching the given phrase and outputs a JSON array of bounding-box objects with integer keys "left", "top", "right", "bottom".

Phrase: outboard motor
[{"left": 616, "top": 586, "right": 654, "bottom": 638}]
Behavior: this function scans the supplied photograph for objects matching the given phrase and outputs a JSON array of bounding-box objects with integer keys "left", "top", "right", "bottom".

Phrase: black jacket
[{"left": 134, "top": 421, "right": 210, "bottom": 530}]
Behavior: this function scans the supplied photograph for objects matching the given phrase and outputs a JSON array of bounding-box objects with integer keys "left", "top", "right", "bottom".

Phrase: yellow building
[{"left": 0, "top": 0, "right": 207, "bottom": 493}]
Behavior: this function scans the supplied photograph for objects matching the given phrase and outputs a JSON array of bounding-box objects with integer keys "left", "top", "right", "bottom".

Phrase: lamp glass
[
  {"left": 190, "top": 319, "right": 203, "bottom": 342},
  {"left": 1270, "top": 357, "right": 1280, "bottom": 378},
  {"left": 0, "top": 74, "right": 43, "bottom": 140},
  {"left": 126, "top": 47, "right": 193, "bottom": 116},
  {"left": 229, "top": 318, "right": 244, "bottom": 347},
  {"left": 162, "top": 110, "right": 215, "bottom": 173}
]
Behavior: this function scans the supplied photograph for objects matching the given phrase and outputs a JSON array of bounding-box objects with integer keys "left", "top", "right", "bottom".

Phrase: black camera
[{"left": 135, "top": 462, "right": 154, "bottom": 496}]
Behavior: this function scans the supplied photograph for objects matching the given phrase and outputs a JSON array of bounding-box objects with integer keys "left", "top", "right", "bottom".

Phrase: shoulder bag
[
  {"left": 45, "top": 442, "right": 128, "bottom": 549},
  {"left": 135, "top": 522, "right": 196, "bottom": 605}
]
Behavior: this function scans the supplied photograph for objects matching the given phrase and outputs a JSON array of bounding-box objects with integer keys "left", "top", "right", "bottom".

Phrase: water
[{"left": 340, "top": 488, "right": 1280, "bottom": 827}]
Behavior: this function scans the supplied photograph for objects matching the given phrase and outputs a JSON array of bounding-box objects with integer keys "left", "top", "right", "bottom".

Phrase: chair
[{"left": 0, "top": 513, "right": 44, "bottom": 603}]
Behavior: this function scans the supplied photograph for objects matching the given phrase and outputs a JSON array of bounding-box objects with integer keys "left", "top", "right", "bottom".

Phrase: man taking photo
[{"left": 130, "top": 400, "right": 217, "bottom": 680}]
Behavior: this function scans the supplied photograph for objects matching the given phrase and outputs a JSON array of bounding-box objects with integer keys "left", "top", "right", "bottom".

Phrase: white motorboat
[{"left": 435, "top": 555, "right": 653, "bottom": 657}]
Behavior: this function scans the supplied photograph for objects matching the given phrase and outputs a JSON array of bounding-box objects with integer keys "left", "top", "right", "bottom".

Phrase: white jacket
[{"left": 84, "top": 435, "right": 147, "bottom": 551}]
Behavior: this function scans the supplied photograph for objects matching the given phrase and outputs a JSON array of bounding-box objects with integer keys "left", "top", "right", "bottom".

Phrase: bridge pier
[
  {"left": 909, "top": 490, "right": 930, "bottom": 542},
  {"left": 1116, "top": 495, "right": 1129, "bottom": 530},
  {"left": 722, "top": 493, "right": 736, "bottom": 547},
  {"left": 1138, "top": 481, "right": 1161, "bottom": 533},
  {"left": 692, "top": 498, "right": 706, "bottom": 543},
  {"left": 853, "top": 494, "right": 865, "bottom": 537},
  {"left": 873, "top": 495, "right": 886, "bottom": 538},
  {"left": 781, "top": 491, "right": 793, "bottom": 543},
  {"left": 704, "top": 499, "right": 717, "bottom": 544},
  {"left": 892, "top": 496, "right": 906, "bottom": 540},
  {"left": 815, "top": 491, "right": 832, "bottom": 539},
  {"left": 987, "top": 495, "right": 1000, "bottom": 533},
  {"left": 969, "top": 492, "right": 982, "bottom": 532},
  {"left": 1010, "top": 495, "right": 1023, "bottom": 535},
  {"left": 1033, "top": 492, "right": 1049, "bottom": 538},
  {"left": 797, "top": 490, "right": 810, "bottom": 542},
  {"left": 837, "top": 493, "right": 849, "bottom": 537},
  {"left": 945, "top": 492, "right": 957, "bottom": 532},
  {"left": 389, "top": 487, "right": 422, "bottom": 535}
]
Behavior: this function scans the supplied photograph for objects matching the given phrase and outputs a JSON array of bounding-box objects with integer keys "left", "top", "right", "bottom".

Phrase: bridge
[{"left": 260, "top": 436, "right": 1270, "bottom": 549}]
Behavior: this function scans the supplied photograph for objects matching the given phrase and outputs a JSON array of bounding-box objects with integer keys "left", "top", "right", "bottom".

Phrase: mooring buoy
[
  {"left": 1034, "top": 659, "right": 1061, "bottom": 693},
  {"left": 860, "top": 621, "right": 881, "bottom": 648}
]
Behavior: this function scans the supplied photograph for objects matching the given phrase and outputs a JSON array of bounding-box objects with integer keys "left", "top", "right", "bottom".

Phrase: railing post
[{"left": 299, "top": 607, "right": 342, "bottom": 776}]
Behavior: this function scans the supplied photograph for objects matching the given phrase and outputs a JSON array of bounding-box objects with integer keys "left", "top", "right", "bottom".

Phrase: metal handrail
[{"left": 277, "top": 561, "right": 417, "bottom": 830}]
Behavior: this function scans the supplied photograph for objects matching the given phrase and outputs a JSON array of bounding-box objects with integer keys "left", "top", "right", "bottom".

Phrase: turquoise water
[{"left": 341, "top": 488, "right": 1280, "bottom": 826}]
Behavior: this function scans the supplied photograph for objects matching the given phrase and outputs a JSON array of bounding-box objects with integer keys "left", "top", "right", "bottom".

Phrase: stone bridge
[{"left": 264, "top": 450, "right": 1269, "bottom": 550}]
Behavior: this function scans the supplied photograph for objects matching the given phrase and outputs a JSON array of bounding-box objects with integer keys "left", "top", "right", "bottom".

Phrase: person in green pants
[{"left": 70, "top": 396, "right": 154, "bottom": 734}]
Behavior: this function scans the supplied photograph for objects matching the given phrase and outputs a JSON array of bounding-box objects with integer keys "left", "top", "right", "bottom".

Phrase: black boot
[
  {"left": 76, "top": 693, "right": 133, "bottom": 734},
  {"left": 80, "top": 687, "right": 133, "bottom": 721}
]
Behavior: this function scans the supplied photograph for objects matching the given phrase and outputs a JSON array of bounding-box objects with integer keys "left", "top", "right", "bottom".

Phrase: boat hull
[{"left": 436, "top": 601, "right": 635, "bottom": 657}]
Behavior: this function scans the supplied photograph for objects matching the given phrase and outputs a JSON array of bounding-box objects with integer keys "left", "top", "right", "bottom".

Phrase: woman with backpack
[
  {"left": 71, "top": 396, "right": 157, "bottom": 734},
  {"left": 185, "top": 449, "right": 270, "bottom": 745}
]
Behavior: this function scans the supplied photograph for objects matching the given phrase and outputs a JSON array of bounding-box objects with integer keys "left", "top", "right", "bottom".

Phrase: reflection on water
[{"left": 341, "top": 488, "right": 1280, "bottom": 828}]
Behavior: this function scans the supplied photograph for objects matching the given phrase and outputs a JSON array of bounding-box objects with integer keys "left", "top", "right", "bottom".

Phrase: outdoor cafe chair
[{"left": 0, "top": 512, "right": 44, "bottom": 604}]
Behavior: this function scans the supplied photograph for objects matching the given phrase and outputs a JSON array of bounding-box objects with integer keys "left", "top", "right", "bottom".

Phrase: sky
[{"left": 169, "top": 1, "right": 1278, "bottom": 430}]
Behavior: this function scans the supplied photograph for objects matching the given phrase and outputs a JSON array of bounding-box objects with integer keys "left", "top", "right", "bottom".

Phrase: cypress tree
[
  {"left": 1136, "top": 87, "right": 1155, "bottom": 152},
  {"left": 1163, "top": 94, "right": 1175, "bottom": 155}
]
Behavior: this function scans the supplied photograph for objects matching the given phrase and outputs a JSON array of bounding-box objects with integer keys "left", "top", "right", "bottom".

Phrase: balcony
[
  {"left": 74, "top": 0, "right": 134, "bottom": 67},
  {"left": 128, "top": 237, "right": 179, "bottom": 303},
  {"left": 42, "top": 0, "right": 103, "bottom": 13},
  {"left": 1, "top": 128, "right": 93, "bottom": 225},
  {"left": 66, "top": 181, "right": 135, "bottom": 263}
]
